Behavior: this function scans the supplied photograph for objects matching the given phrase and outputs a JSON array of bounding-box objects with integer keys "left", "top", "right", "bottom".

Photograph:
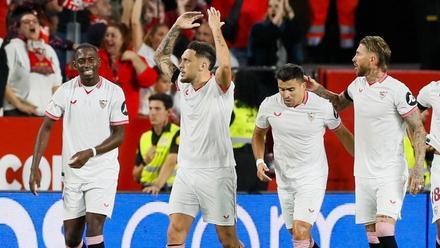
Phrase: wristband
[
  {"left": 256, "top": 158, "right": 265, "bottom": 167},
  {"left": 91, "top": 147, "right": 97, "bottom": 157}
]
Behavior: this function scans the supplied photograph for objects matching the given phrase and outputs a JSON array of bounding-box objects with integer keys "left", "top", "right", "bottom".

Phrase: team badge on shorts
[{"left": 99, "top": 100, "right": 108, "bottom": 109}]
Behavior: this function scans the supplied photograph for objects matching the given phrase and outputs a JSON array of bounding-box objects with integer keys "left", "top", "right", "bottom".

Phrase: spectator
[
  {"left": 211, "top": 0, "right": 268, "bottom": 65},
  {"left": 85, "top": 0, "right": 112, "bottom": 47},
  {"left": 133, "top": 93, "right": 179, "bottom": 194},
  {"left": 163, "top": 0, "right": 208, "bottom": 58},
  {"left": 3, "top": 8, "right": 62, "bottom": 116},
  {"left": 248, "top": 0, "right": 303, "bottom": 66},
  {"left": 131, "top": 0, "right": 178, "bottom": 67},
  {"left": 98, "top": 23, "right": 158, "bottom": 118},
  {"left": 307, "top": 0, "right": 359, "bottom": 48},
  {"left": 138, "top": 69, "right": 173, "bottom": 116},
  {"left": 142, "top": 0, "right": 166, "bottom": 33}
]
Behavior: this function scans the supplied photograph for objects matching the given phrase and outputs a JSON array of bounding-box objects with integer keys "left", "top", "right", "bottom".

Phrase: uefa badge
[{"left": 99, "top": 100, "right": 108, "bottom": 109}]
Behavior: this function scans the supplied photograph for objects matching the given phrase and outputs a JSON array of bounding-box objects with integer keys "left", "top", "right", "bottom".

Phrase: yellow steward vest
[
  {"left": 229, "top": 101, "right": 257, "bottom": 149},
  {"left": 140, "top": 124, "right": 179, "bottom": 187}
]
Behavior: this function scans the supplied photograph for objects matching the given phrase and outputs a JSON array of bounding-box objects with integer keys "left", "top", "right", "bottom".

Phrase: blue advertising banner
[{"left": 0, "top": 193, "right": 433, "bottom": 247}]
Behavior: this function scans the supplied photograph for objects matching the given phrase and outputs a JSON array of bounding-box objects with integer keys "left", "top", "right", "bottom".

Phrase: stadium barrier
[{"left": 0, "top": 192, "right": 435, "bottom": 248}]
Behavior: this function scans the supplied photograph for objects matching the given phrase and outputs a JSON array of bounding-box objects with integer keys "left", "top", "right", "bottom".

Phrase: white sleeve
[
  {"left": 395, "top": 83, "right": 417, "bottom": 117},
  {"left": 323, "top": 100, "right": 341, "bottom": 130},
  {"left": 417, "top": 83, "right": 432, "bottom": 109},
  {"left": 45, "top": 85, "right": 66, "bottom": 120},
  {"left": 255, "top": 98, "right": 270, "bottom": 129},
  {"left": 110, "top": 87, "right": 129, "bottom": 125}
]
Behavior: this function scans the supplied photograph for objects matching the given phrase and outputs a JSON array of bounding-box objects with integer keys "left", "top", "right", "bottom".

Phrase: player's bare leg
[
  {"left": 167, "top": 213, "right": 194, "bottom": 247},
  {"left": 375, "top": 215, "right": 397, "bottom": 248},
  {"left": 64, "top": 216, "right": 86, "bottom": 248},
  {"left": 85, "top": 213, "right": 106, "bottom": 247},
  {"left": 290, "top": 220, "right": 318, "bottom": 248},
  {"left": 215, "top": 225, "right": 243, "bottom": 248},
  {"left": 365, "top": 223, "right": 380, "bottom": 248}
]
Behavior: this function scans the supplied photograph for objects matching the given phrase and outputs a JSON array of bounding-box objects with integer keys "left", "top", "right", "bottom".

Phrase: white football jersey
[
  {"left": 255, "top": 92, "right": 341, "bottom": 189},
  {"left": 418, "top": 81, "right": 440, "bottom": 142},
  {"left": 176, "top": 75, "right": 236, "bottom": 168},
  {"left": 346, "top": 74, "right": 416, "bottom": 178},
  {"left": 45, "top": 76, "right": 129, "bottom": 183}
]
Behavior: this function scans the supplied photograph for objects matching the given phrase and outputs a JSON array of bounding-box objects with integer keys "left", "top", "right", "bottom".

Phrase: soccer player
[
  {"left": 417, "top": 81, "right": 440, "bottom": 248},
  {"left": 29, "top": 43, "right": 128, "bottom": 248},
  {"left": 154, "top": 8, "right": 243, "bottom": 248},
  {"left": 252, "top": 63, "right": 354, "bottom": 248},
  {"left": 133, "top": 93, "right": 179, "bottom": 194},
  {"left": 306, "top": 36, "right": 426, "bottom": 248}
]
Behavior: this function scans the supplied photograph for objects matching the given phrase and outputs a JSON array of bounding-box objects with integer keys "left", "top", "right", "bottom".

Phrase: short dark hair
[
  {"left": 275, "top": 63, "right": 304, "bottom": 82},
  {"left": 149, "top": 93, "right": 173, "bottom": 110},
  {"left": 74, "top": 43, "right": 98, "bottom": 59},
  {"left": 187, "top": 41, "right": 216, "bottom": 70}
]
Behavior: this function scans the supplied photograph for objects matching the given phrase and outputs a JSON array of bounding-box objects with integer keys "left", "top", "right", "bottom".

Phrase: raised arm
[
  {"left": 208, "top": 7, "right": 232, "bottom": 89},
  {"left": 131, "top": 0, "right": 144, "bottom": 52},
  {"left": 404, "top": 109, "right": 427, "bottom": 195},
  {"left": 154, "top": 11, "right": 204, "bottom": 81},
  {"left": 304, "top": 76, "right": 353, "bottom": 111},
  {"left": 29, "top": 117, "right": 56, "bottom": 195}
]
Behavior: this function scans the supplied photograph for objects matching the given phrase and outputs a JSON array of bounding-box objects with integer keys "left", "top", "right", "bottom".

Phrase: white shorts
[
  {"left": 277, "top": 176, "right": 326, "bottom": 229},
  {"left": 169, "top": 167, "right": 237, "bottom": 226},
  {"left": 63, "top": 180, "right": 117, "bottom": 220},
  {"left": 431, "top": 155, "right": 440, "bottom": 223},
  {"left": 355, "top": 176, "right": 407, "bottom": 224}
]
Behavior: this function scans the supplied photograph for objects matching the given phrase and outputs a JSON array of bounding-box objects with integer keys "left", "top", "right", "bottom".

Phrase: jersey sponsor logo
[
  {"left": 70, "top": 100, "right": 77, "bottom": 104},
  {"left": 99, "top": 100, "right": 108, "bottom": 109},
  {"left": 406, "top": 92, "right": 417, "bottom": 106},
  {"left": 121, "top": 101, "right": 128, "bottom": 116},
  {"left": 273, "top": 112, "right": 282, "bottom": 117}
]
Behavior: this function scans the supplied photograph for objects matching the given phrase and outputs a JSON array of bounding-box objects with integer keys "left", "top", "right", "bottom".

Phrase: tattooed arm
[
  {"left": 304, "top": 75, "right": 353, "bottom": 111},
  {"left": 404, "top": 109, "right": 427, "bottom": 195},
  {"left": 208, "top": 7, "right": 232, "bottom": 90},
  {"left": 154, "top": 11, "right": 204, "bottom": 81}
]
